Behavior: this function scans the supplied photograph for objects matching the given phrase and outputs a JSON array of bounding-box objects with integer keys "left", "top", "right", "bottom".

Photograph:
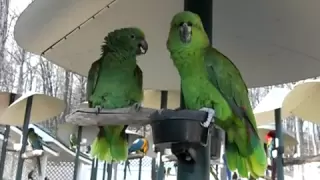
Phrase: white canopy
[
  {"left": 14, "top": 0, "right": 320, "bottom": 90},
  {"left": 254, "top": 88, "right": 291, "bottom": 126},
  {"left": 0, "top": 92, "right": 65, "bottom": 126},
  {"left": 282, "top": 80, "right": 320, "bottom": 124}
]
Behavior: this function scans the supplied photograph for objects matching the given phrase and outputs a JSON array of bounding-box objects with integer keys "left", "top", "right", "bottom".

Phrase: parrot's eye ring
[{"left": 131, "top": 34, "right": 136, "bottom": 39}]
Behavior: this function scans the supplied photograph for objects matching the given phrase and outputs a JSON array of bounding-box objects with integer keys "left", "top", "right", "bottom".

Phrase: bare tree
[{"left": 0, "top": 0, "right": 10, "bottom": 64}]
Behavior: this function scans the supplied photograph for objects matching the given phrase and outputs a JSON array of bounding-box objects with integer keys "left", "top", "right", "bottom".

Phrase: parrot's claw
[
  {"left": 131, "top": 103, "right": 142, "bottom": 112},
  {"left": 94, "top": 106, "right": 102, "bottom": 115},
  {"left": 199, "top": 107, "right": 215, "bottom": 128}
]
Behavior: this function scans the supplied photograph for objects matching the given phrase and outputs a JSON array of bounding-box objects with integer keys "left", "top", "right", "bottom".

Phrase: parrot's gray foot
[
  {"left": 199, "top": 107, "right": 215, "bottom": 128},
  {"left": 131, "top": 103, "right": 142, "bottom": 112},
  {"left": 94, "top": 106, "right": 102, "bottom": 115}
]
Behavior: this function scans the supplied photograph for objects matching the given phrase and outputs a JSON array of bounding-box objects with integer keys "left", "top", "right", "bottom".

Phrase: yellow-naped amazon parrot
[
  {"left": 166, "top": 11, "right": 267, "bottom": 178},
  {"left": 87, "top": 27, "right": 148, "bottom": 162}
]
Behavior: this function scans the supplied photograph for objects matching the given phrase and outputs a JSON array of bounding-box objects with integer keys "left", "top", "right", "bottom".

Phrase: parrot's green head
[
  {"left": 103, "top": 27, "right": 148, "bottom": 56},
  {"left": 167, "top": 11, "right": 210, "bottom": 53}
]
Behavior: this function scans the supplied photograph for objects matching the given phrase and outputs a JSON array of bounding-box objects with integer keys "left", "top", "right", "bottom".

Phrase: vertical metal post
[
  {"left": 123, "top": 161, "right": 128, "bottom": 180},
  {"left": 151, "top": 158, "right": 156, "bottom": 180},
  {"left": 15, "top": 96, "right": 33, "bottom": 180},
  {"left": 73, "top": 126, "right": 83, "bottom": 180},
  {"left": 156, "top": 91, "right": 168, "bottom": 180},
  {"left": 102, "top": 161, "right": 107, "bottom": 180},
  {"left": 93, "top": 158, "right": 99, "bottom": 180},
  {"left": 138, "top": 158, "right": 142, "bottom": 180},
  {"left": 91, "top": 158, "right": 96, "bottom": 180},
  {"left": 107, "top": 163, "right": 112, "bottom": 180},
  {"left": 177, "top": 1, "right": 213, "bottom": 180},
  {"left": 0, "top": 93, "right": 16, "bottom": 179},
  {"left": 274, "top": 108, "right": 284, "bottom": 180}
]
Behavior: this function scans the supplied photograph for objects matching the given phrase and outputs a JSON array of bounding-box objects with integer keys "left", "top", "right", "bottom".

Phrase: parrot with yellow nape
[{"left": 166, "top": 11, "right": 267, "bottom": 178}]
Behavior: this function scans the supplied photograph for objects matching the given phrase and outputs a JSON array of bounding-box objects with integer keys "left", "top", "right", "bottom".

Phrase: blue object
[
  {"left": 223, "top": 154, "right": 232, "bottom": 180},
  {"left": 28, "top": 128, "right": 44, "bottom": 150},
  {"left": 128, "top": 138, "right": 149, "bottom": 154}
]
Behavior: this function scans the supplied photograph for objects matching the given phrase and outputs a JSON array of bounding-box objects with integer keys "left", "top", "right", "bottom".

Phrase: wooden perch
[
  {"left": 66, "top": 107, "right": 157, "bottom": 126},
  {"left": 128, "top": 153, "right": 144, "bottom": 160},
  {"left": 283, "top": 154, "right": 320, "bottom": 166},
  {"left": 22, "top": 150, "right": 44, "bottom": 159}
]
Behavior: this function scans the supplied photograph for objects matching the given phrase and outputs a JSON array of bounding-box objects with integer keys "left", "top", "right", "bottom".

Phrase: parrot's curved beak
[
  {"left": 137, "top": 39, "right": 148, "bottom": 55},
  {"left": 179, "top": 22, "right": 192, "bottom": 43}
]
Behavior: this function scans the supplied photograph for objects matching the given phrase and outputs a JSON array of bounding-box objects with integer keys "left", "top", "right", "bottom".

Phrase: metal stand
[
  {"left": 0, "top": 93, "right": 16, "bottom": 179},
  {"left": 138, "top": 158, "right": 142, "bottom": 180},
  {"left": 156, "top": 91, "right": 167, "bottom": 180},
  {"left": 151, "top": 158, "right": 156, "bottom": 180},
  {"left": 73, "top": 126, "right": 83, "bottom": 180},
  {"left": 176, "top": 138, "right": 211, "bottom": 180},
  {"left": 123, "top": 161, "right": 128, "bottom": 180},
  {"left": 91, "top": 158, "right": 98, "bottom": 180},
  {"left": 94, "top": 159, "right": 99, "bottom": 180},
  {"left": 107, "top": 163, "right": 112, "bottom": 180},
  {"left": 156, "top": 151, "right": 165, "bottom": 180},
  {"left": 175, "top": 1, "right": 213, "bottom": 180},
  {"left": 15, "top": 96, "right": 33, "bottom": 180},
  {"left": 90, "top": 159, "right": 95, "bottom": 180},
  {"left": 103, "top": 161, "right": 107, "bottom": 180},
  {"left": 274, "top": 108, "right": 284, "bottom": 180}
]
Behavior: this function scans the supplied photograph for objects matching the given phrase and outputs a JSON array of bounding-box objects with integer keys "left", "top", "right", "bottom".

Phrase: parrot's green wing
[
  {"left": 204, "top": 47, "right": 257, "bottom": 133},
  {"left": 86, "top": 60, "right": 101, "bottom": 107},
  {"left": 205, "top": 47, "right": 267, "bottom": 177},
  {"left": 134, "top": 65, "right": 143, "bottom": 91}
]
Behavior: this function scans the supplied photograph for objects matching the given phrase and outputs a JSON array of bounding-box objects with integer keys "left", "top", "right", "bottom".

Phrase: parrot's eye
[
  {"left": 179, "top": 22, "right": 184, "bottom": 27},
  {"left": 187, "top": 22, "right": 193, "bottom": 26},
  {"left": 130, "top": 34, "right": 136, "bottom": 39}
]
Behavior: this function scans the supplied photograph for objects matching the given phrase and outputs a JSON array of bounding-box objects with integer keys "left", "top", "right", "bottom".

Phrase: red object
[{"left": 265, "top": 130, "right": 276, "bottom": 145}]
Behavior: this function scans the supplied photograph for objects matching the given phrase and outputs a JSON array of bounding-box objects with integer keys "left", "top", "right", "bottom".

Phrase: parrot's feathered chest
[
  {"left": 88, "top": 54, "right": 143, "bottom": 109},
  {"left": 172, "top": 49, "right": 217, "bottom": 110}
]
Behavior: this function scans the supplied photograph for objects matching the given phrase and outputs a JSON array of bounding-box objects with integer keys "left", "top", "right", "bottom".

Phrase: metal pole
[
  {"left": 138, "top": 158, "right": 142, "bottom": 180},
  {"left": 102, "top": 161, "right": 107, "bottom": 180},
  {"left": 123, "top": 161, "right": 128, "bottom": 180},
  {"left": 107, "top": 163, "right": 112, "bottom": 180},
  {"left": 73, "top": 126, "right": 83, "bottom": 180},
  {"left": 91, "top": 158, "right": 96, "bottom": 180},
  {"left": 151, "top": 158, "right": 156, "bottom": 180},
  {"left": 274, "top": 108, "right": 284, "bottom": 180},
  {"left": 93, "top": 158, "right": 99, "bottom": 180},
  {"left": 156, "top": 91, "right": 168, "bottom": 180},
  {"left": 0, "top": 93, "right": 16, "bottom": 179},
  {"left": 15, "top": 96, "right": 33, "bottom": 180},
  {"left": 176, "top": 1, "right": 213, "bottom": 180}
]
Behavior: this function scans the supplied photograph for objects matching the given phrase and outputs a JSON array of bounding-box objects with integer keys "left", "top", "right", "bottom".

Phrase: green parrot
[
  {"left": 166, "top": 11, "right": 267, "bottom": 178},
  {"left": 69, "top": 133, "right": 77, "bottom": 150},
  {"left": 87, "top": 27, "right": 148, "bottom": 162},
  {"left": 27, "top": 128, "right": 43, "bottom": 176}
]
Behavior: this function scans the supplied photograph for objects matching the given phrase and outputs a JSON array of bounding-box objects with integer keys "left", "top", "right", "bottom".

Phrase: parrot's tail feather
[
  {"left": 108, "top": 125, "right": 128, "bottom": 162},
  {"left": 36, "top": 156, "right": 42, "bottom": 176},
  {"left": 110, "top": 135, "right": 128, "bottom": 162},
  {"left": 225, "top": 142, "right": 248, "bottom": 178},
  {"left": 246, "top": 142, "right": 268, "bottom": 178},
  {"left": 91, "top": 134, "right": 112, "bottom": 162},
  {"left": 225, "top": 141, "right": 267, "bottom": 178}
]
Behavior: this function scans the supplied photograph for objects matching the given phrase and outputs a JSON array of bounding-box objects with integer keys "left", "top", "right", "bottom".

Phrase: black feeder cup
[
  {"left": 150, "top": 109, "right": 221, "bottom": 163},
  {"left": 210, "top": 127, "right": 222, "bottom": 160}
]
